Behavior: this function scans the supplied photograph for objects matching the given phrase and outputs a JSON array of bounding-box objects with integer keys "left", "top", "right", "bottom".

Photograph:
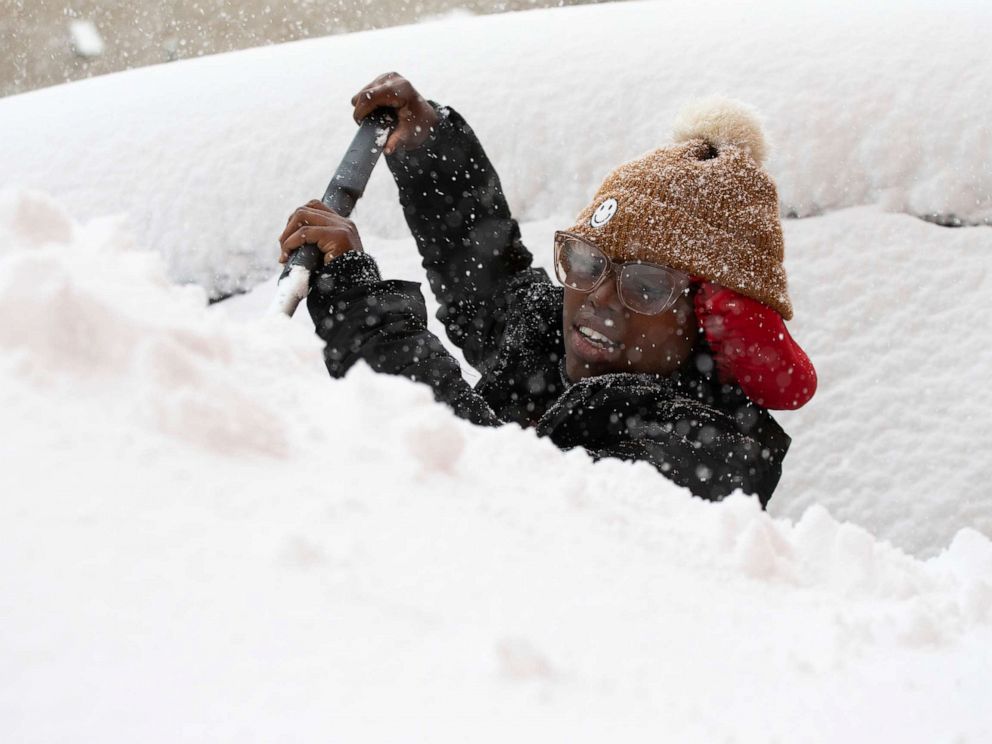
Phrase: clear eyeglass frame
[{"left": 553, "top": 231, "right": 691, "bottom": 315}]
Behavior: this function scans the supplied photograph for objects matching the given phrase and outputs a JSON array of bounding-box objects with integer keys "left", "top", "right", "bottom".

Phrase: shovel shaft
[{"left": 268, "top": 108, "right": 395, "bottom": 317}]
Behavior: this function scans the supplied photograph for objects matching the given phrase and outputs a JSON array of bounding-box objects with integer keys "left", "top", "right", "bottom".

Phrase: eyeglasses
[{"left": 553, "top": 231, "right": 691, "bottom": 315}]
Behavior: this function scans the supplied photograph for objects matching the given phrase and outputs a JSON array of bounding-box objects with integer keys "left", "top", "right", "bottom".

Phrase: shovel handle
[{"left": 269, "top": 108, "right": 396, "bottom": 317}]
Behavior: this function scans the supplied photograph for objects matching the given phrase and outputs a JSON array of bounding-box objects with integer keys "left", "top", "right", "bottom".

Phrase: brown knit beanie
[{"left": 564, "top": 98, "right": 793, "bottom": 319}]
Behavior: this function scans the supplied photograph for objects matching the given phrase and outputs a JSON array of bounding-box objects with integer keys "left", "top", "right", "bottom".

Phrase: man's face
[{"left": 562, "top": 277, "right": 699, "bottom": 381}]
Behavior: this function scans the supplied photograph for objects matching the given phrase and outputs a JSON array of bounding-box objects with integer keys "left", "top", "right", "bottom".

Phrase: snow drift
[
  {"left": 1, "top": 188, "right": 991, "bottom": 741},
  {"left": 2, "top": 0, "right": 992, "bottom": 737}
]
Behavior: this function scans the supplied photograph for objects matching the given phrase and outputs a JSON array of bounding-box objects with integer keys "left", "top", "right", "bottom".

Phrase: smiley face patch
[{"left": 590, "top": 198, "right": 618, "bottom": 228}]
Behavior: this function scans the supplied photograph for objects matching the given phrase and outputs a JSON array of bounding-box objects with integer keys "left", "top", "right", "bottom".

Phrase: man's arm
[
  {"left": 306, "top": 251, "right": 501, "bottom": 427},
  {"left": 384, "top": 101, "right": 551, "bottom": 374},
  {"left": 346, "top": 73, "right": 562, "bottom": 425},
  {"left": 278, "top": 197, "right": 500, "bottom": 426}
]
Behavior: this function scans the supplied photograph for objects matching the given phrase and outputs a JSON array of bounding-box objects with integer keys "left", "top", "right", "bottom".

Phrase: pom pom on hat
[{"left": 672, "top": 98, "right": 768, "bottom": 165}]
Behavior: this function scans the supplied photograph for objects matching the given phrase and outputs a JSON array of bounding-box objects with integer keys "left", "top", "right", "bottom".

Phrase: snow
[
  {"left": 1, "top": 0, "right": 990, "bottom": 296},
  {"left": 2, "top": 0, "right": 992, "bottom": 738},
  {"left": 773, "top": 207, "right": 992, "bottom": 555},
  {"left": 2, "top": 189, "right": 991, "bottom": 740},
  {"left": 69, "top": 19, "right": 106, "bottom": 59}
]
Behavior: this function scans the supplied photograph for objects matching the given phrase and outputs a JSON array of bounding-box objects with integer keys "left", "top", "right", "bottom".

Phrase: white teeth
[{"left": 578, "top": 326, "right": 615, "bottom": 347}]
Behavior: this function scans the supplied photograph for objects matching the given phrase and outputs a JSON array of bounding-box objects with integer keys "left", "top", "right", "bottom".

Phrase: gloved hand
[{"left": 694, "top": 282, "right": 817, "bottom": 410}]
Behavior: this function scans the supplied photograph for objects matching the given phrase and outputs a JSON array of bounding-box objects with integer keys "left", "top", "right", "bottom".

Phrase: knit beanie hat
[{"left": 563, "top": 98, "right": 793, "bottom": 320}]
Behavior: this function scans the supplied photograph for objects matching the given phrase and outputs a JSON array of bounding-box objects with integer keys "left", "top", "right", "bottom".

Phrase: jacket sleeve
[
  {"left": 535, "top": 375, "right": 790, "bottom": 507},
  {"left": 384, "top": 102, "right": 551, "bottom": 376},
  {"left": 306, "top": 250, "right": 501, "bottom": 427}
]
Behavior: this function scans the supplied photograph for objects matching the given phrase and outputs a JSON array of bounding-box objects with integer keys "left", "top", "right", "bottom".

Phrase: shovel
[{"left": 268, "top": 108, "right": 396, "bottom": 317}]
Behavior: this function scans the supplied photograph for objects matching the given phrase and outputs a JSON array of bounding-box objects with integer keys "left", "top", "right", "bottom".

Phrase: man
[{"left": 279, "top": 73, "right": 816, "bottom": 505}]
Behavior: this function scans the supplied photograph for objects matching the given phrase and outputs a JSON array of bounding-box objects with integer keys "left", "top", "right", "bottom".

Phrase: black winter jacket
[{"left": 307, "top": 104, "right": 790, "bottom": 506}]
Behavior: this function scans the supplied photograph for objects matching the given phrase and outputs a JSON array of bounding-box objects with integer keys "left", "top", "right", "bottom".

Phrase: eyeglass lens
[
  {"left": 555, "top": 234, "right": 687, "bottom": 315},
  {"left": 555, "top": 237, "right": 608, "bottom": 291}
]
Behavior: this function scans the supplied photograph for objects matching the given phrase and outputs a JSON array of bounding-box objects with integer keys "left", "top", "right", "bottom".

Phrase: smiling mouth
[{"left": 576, "top": 325, "right": 618, "bottom": 349}]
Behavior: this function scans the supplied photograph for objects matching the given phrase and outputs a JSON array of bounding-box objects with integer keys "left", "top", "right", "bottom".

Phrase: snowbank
[
  {"left": 2, "top": 189, "right": 991, "bottom": 741},
  {"left": 3, "top": 0, "right": 992, "bottom": 735},
  {"left": 772, "top": 206, "right": 992, "bottom": 554},
  {"left": 1, "top": 0, "right": 990, "bottom": 296}
]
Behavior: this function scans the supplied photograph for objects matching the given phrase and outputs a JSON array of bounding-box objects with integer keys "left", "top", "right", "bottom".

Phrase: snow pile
[
  {"left": 3, "top": 0, "right": 992, "bottom": 735},
  {"left": 1, "top": 0, "right": 990, "bottom": 295},
  {"left": 2, "top": 189, "right": 991, "bottom": 741},
  {"left": 773, "top": 207, "right": 992, "bottom": 555}
]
